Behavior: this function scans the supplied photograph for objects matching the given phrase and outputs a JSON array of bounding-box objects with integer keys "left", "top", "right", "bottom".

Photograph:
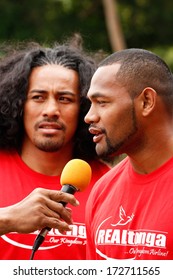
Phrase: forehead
[
  {"left": 29, "top": 64, "right": 79, "bottom": 83},
  {"left": 88, "top": 63, "right": 121, "bottom": 96}
]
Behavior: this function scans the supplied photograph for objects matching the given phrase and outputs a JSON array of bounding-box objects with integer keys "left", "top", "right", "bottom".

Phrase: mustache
[
  {"left": 89, "top": 124, "right": 106, "bottom": 134},
  {"left": 34, "top": 118, "right": 66, "bottom": 131}
]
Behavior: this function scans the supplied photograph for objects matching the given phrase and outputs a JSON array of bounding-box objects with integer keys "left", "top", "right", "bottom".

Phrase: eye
[
  {"left": 98, "top": 100, "right": 106, "bottom": 104},
  {"left": 96, "top": 99, "right": 108, "bottom": 106},
  {"left": 31, "top": 95, "right": 45, "bottom": 101},
  {"left": 59, "top": 96, "right": 74, "bottom": 103}
]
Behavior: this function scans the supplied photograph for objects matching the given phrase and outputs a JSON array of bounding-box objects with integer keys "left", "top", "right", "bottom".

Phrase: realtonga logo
[
  {"left": 111, "top": 205, "right": 134, "bottom": 226},
  {"left": 1, "top": 222, "right": 86, "bottom": 250},
  {"left": 95, "top": 205, "right": 168, "bottom": 259}
]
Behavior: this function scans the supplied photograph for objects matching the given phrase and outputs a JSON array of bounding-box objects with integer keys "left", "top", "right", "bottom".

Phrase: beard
[
  {"left": 98, "top": 105, "right": 138, "bottom": 160},
  {"left": 33, "top": 135, "right": 65, "bottom": 152},
  {"left": 32, "top": 118, "right": 67, "bottom": 152}
]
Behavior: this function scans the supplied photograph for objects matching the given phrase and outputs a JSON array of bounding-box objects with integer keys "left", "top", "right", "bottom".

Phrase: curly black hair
[{"left": 0, "top": 41, "right": 97, "bottom": 161}]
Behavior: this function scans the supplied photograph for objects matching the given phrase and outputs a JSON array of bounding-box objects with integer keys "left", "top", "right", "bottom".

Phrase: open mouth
[{"left": 89, "top": 127, "right": 104, "bottom": 143}]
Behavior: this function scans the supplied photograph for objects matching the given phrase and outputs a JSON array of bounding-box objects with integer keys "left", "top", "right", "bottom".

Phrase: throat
[{"left": 20, "top": 149, "right": 72, "bottom": 176}]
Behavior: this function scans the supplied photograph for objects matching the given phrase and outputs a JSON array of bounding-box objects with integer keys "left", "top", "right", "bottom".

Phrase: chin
[{"left": 96, "top": 147, "right": 107, "bottom": 158}]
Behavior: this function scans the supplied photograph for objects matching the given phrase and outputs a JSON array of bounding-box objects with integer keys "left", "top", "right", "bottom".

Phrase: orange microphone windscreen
[{"left": 60, "top": 159, "right": 92, "bottom": 192}]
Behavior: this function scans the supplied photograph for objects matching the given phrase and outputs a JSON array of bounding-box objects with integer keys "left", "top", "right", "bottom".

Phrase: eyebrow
[
  {"left": 28, "top": 89, "right": 77, "bottom": 96},
  {"left": 88, "top": 92, "right": 106, "bottom": 99}
]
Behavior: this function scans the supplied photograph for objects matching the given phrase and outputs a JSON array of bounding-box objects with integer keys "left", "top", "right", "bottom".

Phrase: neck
[
  {"left": 20, "top": 143, "right": 74, "bottom": 176},
  {"left": 129, "top": 135, "right": 173, "bottom": 174}
]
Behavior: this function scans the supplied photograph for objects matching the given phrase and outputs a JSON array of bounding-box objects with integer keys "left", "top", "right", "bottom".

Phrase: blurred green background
[{"left": 0, "top": 0, "right": 173, "bottom": 68}]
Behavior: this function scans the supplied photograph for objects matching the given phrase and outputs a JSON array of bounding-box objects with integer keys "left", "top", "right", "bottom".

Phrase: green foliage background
[{"left": 0, "top": 0, "right": 173, "bottom": 68}]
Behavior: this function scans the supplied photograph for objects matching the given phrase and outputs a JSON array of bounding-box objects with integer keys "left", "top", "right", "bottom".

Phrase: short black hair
[{"left": 99, "top": 48, "right": 173, "bottom": 113}]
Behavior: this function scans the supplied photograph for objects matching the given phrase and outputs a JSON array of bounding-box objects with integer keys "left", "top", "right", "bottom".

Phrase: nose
[
  {"left": 84, "top": 104, "right": 99, "bottom": 124},
  {"left": 42, "top": 97, "right": 60, "bottom": 118}
]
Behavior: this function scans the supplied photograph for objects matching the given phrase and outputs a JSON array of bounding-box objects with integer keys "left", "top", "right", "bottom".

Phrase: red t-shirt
[
  {"left": 86, "top": 156, "right": 173, "bottom": 260},
  {"left": 0, "top": 151, "right": 109, "bottom": 260}
]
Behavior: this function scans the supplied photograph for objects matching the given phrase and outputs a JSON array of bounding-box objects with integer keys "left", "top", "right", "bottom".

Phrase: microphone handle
[{"left": 30, "top": 184, "right": 78, "bottom": 258}]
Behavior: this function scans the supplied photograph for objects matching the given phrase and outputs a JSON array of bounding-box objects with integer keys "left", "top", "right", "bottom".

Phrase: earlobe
[{"left": 141, "top": 87, "right": 157, "bottom": 116}]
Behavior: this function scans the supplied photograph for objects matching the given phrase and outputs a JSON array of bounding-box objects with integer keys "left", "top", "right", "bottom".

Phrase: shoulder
[
  {"left": 0, "top": 150, "right": 17, "bottom": 160},
  {"left": 84, "top": 159, "right": 110, "bottom": 189},
  {"left": 91, "top": 156, "right": 129, "bottom": 190},
  {"left": 89, "top": 159, "right": 110, "bottom": 176},
  {"left": 107, "top": 156, "right": 129, "bottom": 177}
]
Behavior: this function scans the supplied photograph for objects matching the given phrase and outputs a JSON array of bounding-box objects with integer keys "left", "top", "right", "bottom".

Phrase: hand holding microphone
[{"left": 30, "top": 159, "right": 92, "bottom": 260}]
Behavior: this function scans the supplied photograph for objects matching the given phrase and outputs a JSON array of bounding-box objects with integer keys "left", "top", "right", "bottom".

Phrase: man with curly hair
[{"left": 0, "top": 41, "right": 109, "bottom": 259}]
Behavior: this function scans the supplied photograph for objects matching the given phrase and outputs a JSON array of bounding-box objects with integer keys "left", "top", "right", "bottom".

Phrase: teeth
[
  {"left": 42, "top": 126, "right": 54, "bottom": 129},
  {"left": 89, "top": 128, "right": 100, "bottom": 135}
]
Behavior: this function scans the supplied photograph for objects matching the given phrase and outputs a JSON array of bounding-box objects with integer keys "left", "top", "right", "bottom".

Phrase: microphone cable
[
  {"left": 29, "top": 159, "right": 91, "bottom": 260},
  {"left": 30, "top": 227, "right": 50, "bottom": 260},
  {"left": 29, "top": 199, "right": 67, "bottom": 260}
]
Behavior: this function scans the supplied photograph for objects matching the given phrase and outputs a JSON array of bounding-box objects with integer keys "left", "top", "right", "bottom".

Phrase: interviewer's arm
[{"left": 0, "top": 188, "right": 79, "bottom": 235}]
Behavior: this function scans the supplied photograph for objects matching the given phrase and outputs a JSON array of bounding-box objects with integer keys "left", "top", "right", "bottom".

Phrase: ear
[{"left": 139, "top": 87, "right": 157, "bottom": 117}]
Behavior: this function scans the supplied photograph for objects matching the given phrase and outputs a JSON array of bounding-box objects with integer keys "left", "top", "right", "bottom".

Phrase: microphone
[{"left": 30, "top": 159, "right": 92, "bottom": 260}]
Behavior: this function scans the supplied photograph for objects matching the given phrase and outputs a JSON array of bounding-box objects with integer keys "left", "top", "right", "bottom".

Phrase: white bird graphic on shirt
[{"left": 111, "top": 205, "right": 134, "bottom": 226}]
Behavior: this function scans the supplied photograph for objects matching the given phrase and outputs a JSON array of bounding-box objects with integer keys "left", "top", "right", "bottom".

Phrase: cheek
[
  {"left": 23, "top": 115, "right": 34, "bottom": 137},
  {"left": 23, "top": 104, "right": 38, "bottom": 134},
  {"left": 23, "top": 103, "right": 36, "bottom": 119},
  {"left": 63, "top": 107, "right": 80, "bottom": 132},
  {"left": 104, "top": 108, "right": 131, "bottom": 136}
]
